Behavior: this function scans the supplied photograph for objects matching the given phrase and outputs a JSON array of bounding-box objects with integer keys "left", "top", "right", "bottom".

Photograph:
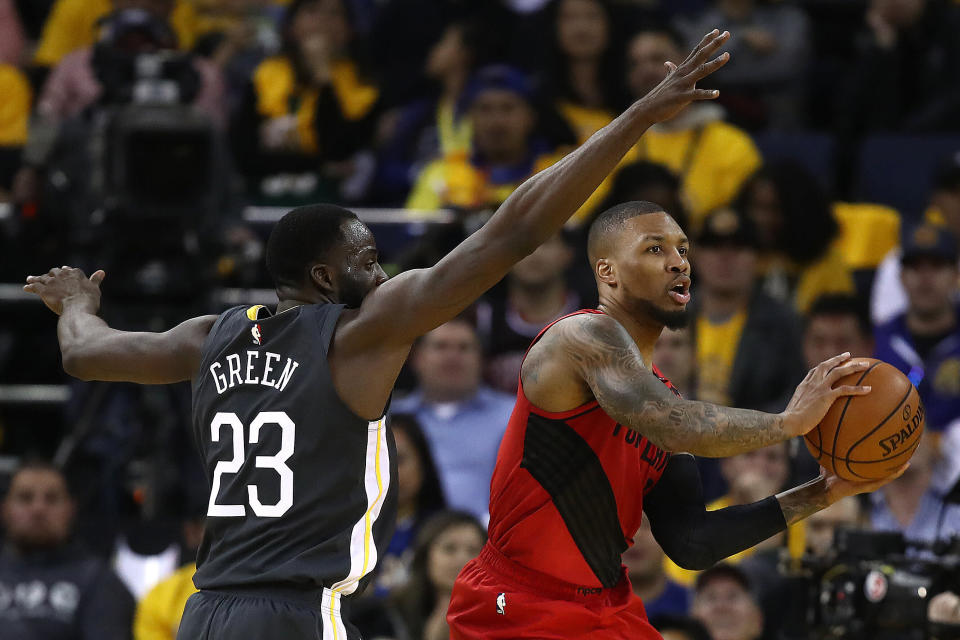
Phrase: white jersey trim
[
  {"left": 330, "top": 417, "right": 391, "bottom": 604},
  {"left": 321, "top": 588, "right": 348, "bottom": 640}
]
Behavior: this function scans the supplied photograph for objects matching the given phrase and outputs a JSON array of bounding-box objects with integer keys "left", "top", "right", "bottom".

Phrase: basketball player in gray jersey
[{"left": 24, "top": 32, "right": 782, "bottom": 639}]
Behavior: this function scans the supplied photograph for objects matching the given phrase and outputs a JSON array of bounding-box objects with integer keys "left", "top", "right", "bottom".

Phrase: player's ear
[
  {"left": 596, "top": 258, "right": 617, "bottom": 286},
  {"left": 309, "top": 263, "right": 336, "bottom": 296}
]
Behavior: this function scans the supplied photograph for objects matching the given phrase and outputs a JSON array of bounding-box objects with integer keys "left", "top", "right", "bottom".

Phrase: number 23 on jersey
[{"left": 207, "top": 411, "right": 295, "bottom": 518}]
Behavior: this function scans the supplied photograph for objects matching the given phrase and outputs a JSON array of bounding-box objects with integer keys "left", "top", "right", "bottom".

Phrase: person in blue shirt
[
  {"left": 869, "top": 434, "right": 960, "bottom": 551},
  {"left": 622, "top": 514, "right": 692, "bottom": 619},
  {"left": 874, "top": 223, "right": 960, "bottom": 433},
  {"left": 392, "top": 317, "right": 515, "bottom": 523}
]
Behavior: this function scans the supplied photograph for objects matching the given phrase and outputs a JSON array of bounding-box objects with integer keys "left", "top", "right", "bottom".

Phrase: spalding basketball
[{"left": 804, "top": 358, "right": 924, "bottom": 481}]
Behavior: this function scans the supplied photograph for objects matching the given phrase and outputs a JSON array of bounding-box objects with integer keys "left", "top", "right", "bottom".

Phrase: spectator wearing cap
[
  {"left": 873, "top": 157, "right": 960, "bottom": 325},
  {"left": 622, "top": 26, "right": 761, "bottom": 230},
  {"left": 0, "top": 460, "right": 135, "bottom": 640},
  {"left": 230, "top": 0, "right": 380, "bottom": 205},
  {"left": 688, "top": 208, "right": 805, "bottom": 412},
  {"left": 874, "top": 223, "right": 960, "bottom": 435},
  {"left": 405, "top": 65, "right": 565, "bottom": 212},
  {"left": 690, "top": 564, "right": 763, "bottom": 640}
]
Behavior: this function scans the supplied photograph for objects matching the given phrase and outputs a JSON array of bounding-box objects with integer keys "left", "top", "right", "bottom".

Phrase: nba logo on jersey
[
  {"left": 251, "top": 324, "right": 262, "bottom": 345},
  {"left": 496, "top": 593, "right": 506, "bottom": 615}
]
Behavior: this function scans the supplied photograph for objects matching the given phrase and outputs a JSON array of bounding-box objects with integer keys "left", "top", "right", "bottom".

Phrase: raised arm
[
  {"left": 24, "top": 267, "right": 215, "bottom": 383},
  {"left": 348, "top": 30, "right": 731, "bottom": 347},
  {"left": 644, "top": 453, "right": 906, "bottom": 570},
  {"left": 527, "top": 313, "right": 871, "bottom": 458}
]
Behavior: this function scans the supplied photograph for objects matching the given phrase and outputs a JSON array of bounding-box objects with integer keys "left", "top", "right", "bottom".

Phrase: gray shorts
[{"left": 177, "top": 585, "right": 362, "bottom": 640}]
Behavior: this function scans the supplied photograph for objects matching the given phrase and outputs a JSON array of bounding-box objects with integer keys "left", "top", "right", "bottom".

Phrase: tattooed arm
[
  {"left": 522, "top": 313, "right": 872, "bottom": 457},
  {"left": 645, "top": 454, "right": 906, "bottom": 570}
]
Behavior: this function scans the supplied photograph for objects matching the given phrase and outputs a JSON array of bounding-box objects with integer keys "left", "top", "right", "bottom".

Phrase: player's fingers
[
  {"left": 685, "top": 30, "right": 729, "bottom": 70},
  {"left": 832, "top": 384, "right": 872, "bottom": 398},
  {"left": 690, "top": 88, "right": 720, "bottom": 101},
  {"left": 681, "top": 29, "right": 720, "bottom": 65},
  {"left": 818, "top": 352, "right": 852, "bottom": 376},
  {"left": 90, "top": 270, "right": 106, "bottom": 285},
  {"left": 23, "top": 283, "right": 39, "bottom": 294},
  {"left": 689, "top": 51, "right": 730, "bottom": 82},
  {"left": 664, "top": 61, "right": 677, "bottom": 73},
  {"left": 826, "top": 359, "right": 871, "bottom": 384}
]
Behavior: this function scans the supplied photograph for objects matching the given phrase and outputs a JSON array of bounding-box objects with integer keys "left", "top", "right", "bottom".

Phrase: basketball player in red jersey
[{"left": 447, "top": 202, "right": 909, "bottom": 639}]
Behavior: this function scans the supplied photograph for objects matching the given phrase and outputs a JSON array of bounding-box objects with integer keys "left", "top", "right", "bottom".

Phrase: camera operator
[{"left": 13, "top": 0, "right": 225, "bottom": 208}]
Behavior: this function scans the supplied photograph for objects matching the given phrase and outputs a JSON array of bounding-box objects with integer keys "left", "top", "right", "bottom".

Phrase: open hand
[
  {"left": 782, "top": 353, "right": 873, "bottom": 438},
  {"left": 24, "top": 266, "right": 106, "bottom": 316},
  {"left": 635, "top": 29, "right": 731, "bottom": 125}
]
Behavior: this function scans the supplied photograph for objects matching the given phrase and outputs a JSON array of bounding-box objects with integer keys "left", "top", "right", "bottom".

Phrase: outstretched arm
[
  {"left": 344, "top": 30, "right": 731, "bottom": 348},
  {"left": 24, "top": 267, "right": 215, "bottom": 383},
  {"left": 535, "top": 313, "right": 871, "bottom": 457},
  {"left": 644, "top": 454, "right": 906, "bottom": 570}
]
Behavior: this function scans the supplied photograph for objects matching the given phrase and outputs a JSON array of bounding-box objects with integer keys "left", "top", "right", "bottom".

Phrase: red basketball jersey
[{"left": 486, "top": 310, "right": 678, "bottom": 589}]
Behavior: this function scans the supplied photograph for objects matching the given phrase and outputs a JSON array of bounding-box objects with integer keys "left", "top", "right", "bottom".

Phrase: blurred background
[{"left": 0, "top": 0, "right": 959, "bottom": 638}]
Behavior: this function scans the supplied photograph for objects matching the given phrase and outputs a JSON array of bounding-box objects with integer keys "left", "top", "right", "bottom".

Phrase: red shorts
[{"left": 447, "top": 544, "right": 662, "bottom": 640}]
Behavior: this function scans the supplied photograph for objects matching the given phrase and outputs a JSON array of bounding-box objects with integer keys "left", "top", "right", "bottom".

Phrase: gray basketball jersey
[{"left": 190, "top": 303, "right": 397, "bottom": 611}]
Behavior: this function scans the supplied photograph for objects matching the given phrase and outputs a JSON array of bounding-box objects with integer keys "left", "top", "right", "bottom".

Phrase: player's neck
[
  {"left": 597, "top": 301, "right": 662, "bottom": 366},
  {"left": 276, "top": 291, "right": 337, "bottom": 313}
]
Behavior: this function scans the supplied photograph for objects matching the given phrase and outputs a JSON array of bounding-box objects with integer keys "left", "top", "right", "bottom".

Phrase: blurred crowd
[{"left": 1, "top": 0, "right": 960, "bottom": 638}]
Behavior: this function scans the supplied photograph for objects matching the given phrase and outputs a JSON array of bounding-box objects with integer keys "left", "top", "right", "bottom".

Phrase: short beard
[{"left": 630, "top": 297, "right": 691, "bottom": 330}]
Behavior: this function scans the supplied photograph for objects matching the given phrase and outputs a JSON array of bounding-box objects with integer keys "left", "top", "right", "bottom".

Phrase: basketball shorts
[
  {"left": 177, "top": 585, "right": 361, "bottom": 640},
  {"left": 448, "top": 544, "right": 663, "bottom": 640}
]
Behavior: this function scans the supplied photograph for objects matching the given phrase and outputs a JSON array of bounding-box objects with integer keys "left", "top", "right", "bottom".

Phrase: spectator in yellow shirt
[
  {"left": 134, "top": 563, "right": 197, "bottom": 640},
  {"left": 623, "top": 26, "right": 761, "bottom": 229},
  {"left": 406, "top": 65, "right": 563, "bottom": 212}
]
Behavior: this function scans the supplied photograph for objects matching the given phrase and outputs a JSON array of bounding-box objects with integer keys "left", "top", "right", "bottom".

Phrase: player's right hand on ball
[{"left": 782, "top": 353, "right": 872, "bottom": 438}]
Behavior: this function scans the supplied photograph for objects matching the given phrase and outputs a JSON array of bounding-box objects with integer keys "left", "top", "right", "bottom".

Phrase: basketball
[{"left": 804, "top": 358, "right": 925, "bottom": 481}]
